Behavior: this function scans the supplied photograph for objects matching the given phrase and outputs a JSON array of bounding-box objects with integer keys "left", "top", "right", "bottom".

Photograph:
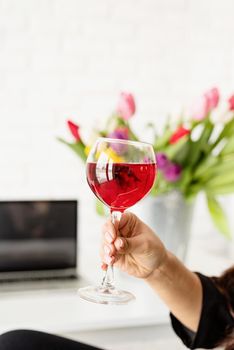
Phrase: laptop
[{"left": 0, "top": 200, "right": 84, "bottom": 293}]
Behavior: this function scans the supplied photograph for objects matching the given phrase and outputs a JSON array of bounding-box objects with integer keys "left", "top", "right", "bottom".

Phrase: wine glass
[{"left": 78, "top": 137, "right": 157, "bottom": 304}]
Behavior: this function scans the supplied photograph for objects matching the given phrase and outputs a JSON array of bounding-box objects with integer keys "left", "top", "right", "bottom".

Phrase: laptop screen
[{"left": 0, "top": 200, "right": 77, "bottom": 274}]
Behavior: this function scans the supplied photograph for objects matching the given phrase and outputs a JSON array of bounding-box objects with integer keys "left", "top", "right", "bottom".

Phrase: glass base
[{"left": 78, "top": 285, "right": 135, "bottom": 305}]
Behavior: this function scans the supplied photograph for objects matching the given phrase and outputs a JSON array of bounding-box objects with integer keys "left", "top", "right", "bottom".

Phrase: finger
[
  {"left": 103, "top": 243, "right": 116, "bottom": 257},
  {"left": 100, "top": 243, "right": 116, "bottom": 262},
  {"left": 118, "top": 212, "right": 139, "bottom": 238},
  {"left": 102, "top": 220, "right": 117, "bottom": 242},
  {"left": 100, "top": 243, "right": 116, "bottom": 265},
  {"left": 114, "top": 237, "right": 126, "bottom": 252},
  {"left": 114, "top": 235, "right": 144, "bottom": 255},
  {"left": 102, "top": 254, "right": 115, "bottom": 265},
  {"left": 101, "top": 254, "right": 118, "bottom": 270}
]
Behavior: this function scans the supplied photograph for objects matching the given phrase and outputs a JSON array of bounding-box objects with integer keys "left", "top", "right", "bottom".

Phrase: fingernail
[
  {"left": 104, "top": 255, "right": 113, "bottom": 264},
  {"left": 116, "top": 238, "right": 123, "bottom": 249},
  {"left": 101, "top": 263, "right": 107, "bottom": 271},
  {"left": 105, "top": 232, "right": 113, "bottom": 243},
  {"left": 104, "top": 245, "right": 111, "bottom": 255}
]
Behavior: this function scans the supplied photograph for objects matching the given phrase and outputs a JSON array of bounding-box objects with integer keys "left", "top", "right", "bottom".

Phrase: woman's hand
[
  {"left": 101, "top": 211, "right": 168, "bottom": 279},
  {"left": 101, "top": 211, "right": 202, "bottom": 332}
]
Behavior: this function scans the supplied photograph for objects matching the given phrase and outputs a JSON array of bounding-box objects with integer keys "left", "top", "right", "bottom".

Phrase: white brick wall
[{"left": 0, "top": 0, "right": 233, "bottom": 267}]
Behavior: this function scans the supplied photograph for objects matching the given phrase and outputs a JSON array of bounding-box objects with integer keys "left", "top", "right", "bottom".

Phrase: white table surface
[{"left": 0, "top": 275, "right": 169, "bottom": 334}]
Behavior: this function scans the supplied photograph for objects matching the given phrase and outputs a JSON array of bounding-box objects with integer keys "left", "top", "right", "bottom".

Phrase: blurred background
[
  {"left": 1, "top": 0, "right": 234, "bottom": 198},
  {"left": 0, "top": 0, "right": 233, "bottom": 349}
]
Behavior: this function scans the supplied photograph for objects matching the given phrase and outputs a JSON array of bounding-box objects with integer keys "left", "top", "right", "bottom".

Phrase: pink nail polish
[
  {"left": 117, "top": 238, "right": 123, "bottom": 249},
  {"left": 105, "top": 232, "right": 113, "bottom": 243},
  {"left": 104, "top": 245, "right": 110, "bottom": 255},
  {"left": 105, "top": 255, "right": 113, "bottom": 264}
]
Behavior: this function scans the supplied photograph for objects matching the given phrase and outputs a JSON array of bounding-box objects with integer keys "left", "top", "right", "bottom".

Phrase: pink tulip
[
  {"left": 204, "top": 87, "right": 220, "bottom": 110},
  {"left": 117, "top": 92, "right": 136, "bottom": 120},
  {"left": 191, "top": 95, "right": 210, "bottom": 121},
  {"left": 228, "top": 94, "right": 234, "bottom": 111},
  {"left": 191, "top": 87, "right": 220, "bottom": 121}
]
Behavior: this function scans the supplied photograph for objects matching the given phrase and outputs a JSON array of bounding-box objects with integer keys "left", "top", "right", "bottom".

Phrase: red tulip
[
  {"left": 117, "top": 92, "right": 136, "bottom": 120},
  {"left": 169, "top": 127, "right": 190, "bottom": 144},
  {"left": 67, "top": 120, "right": 81, "bottom": 141},
  {"left": 228, "top": 94, "right": 234, "bottom": 111}
]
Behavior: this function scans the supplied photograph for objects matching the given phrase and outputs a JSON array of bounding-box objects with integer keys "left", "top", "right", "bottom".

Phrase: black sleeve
[{"left": 170, "top": 273, "right": 234, "bottom": 349}]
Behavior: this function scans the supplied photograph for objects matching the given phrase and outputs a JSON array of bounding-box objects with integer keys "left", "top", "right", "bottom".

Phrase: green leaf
[
  {"left": 95, "top": 199, "right": 106, "bottom": 216},
  {"left": 205, "top": 183, "right": 234, "bottom": 195},
  {"left": 188, "top": 119, "right": 214, "bottom": 168},
  {"left": 155, "top": 129, "right": 172, "bottom": 150},
  {"left": 206, "top": 196, "right": 231, "bottom": 239},
  {"left": 128, "top": 128, "right": 139, "bottom": 141},
  {"left": 177, "top": 168, "right": 192, "bottom": 193},
  {"left": 185, "top": 183, "right": 201, "bottom": 198},
  {"left": 146, "top": 122, "right": 158, "bottom": 136},
  {"left": 205, "top": 171, "right": 234, "bottom": 188},
  {"left": 57, "top": 137, "right": 86, "bottom": 162},
  {"left": 212, "top": 118, "right": 234, "bottom": 149},
  {"left": 193, "top": 156, "right": 218, "bottom": 179},
  {"left": 220, "top": 137, "right": 234, "bottom": 156},
  {"left": 197, "top": 155, "right": 234, "bottom": 182},
  {"left": 165, "top": 135, "right": 190, "bottom": 163}
]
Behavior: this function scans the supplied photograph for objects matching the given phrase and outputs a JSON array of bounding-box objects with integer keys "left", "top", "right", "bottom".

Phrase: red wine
[{"left": 87, "top": 162, "right": 156, "bottom": 212}]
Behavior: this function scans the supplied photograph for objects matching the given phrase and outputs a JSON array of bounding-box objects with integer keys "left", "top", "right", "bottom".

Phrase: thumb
[{"left": 114, "top": 235, "right": 144, "bottom": 255}]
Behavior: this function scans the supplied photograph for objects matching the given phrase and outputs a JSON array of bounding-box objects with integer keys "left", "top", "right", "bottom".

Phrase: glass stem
[{"left": 101, "top": 210, "right": 122, "bottom": 289}]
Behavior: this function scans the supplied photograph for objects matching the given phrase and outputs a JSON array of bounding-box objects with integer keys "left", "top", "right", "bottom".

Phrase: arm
[{"left": 145, "top": 251, "right": 202, "bottom": 332}]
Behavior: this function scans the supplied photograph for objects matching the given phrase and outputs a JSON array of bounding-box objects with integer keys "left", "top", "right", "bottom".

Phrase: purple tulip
[
  {"left": 108, "top": 127, "right": 129, "bottom": 154},
  {"left": 156, "top": 152, "right": 170, "bottom": 170},
  {"left": 164, "top": 163, "right": 182, "bottom": 182},
  {"left": 108, "top": 127, "right": 129, "bottom": 141}
]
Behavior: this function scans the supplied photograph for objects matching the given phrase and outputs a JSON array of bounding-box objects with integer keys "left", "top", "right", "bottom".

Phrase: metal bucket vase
[{"left": 132, "top": 191, "right": 195, "bottom": 261}]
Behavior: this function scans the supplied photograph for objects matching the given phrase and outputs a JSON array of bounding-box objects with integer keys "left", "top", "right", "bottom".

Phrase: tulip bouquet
[{"left": 59, "top": 89, "right": 234, "bottom": 238}]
